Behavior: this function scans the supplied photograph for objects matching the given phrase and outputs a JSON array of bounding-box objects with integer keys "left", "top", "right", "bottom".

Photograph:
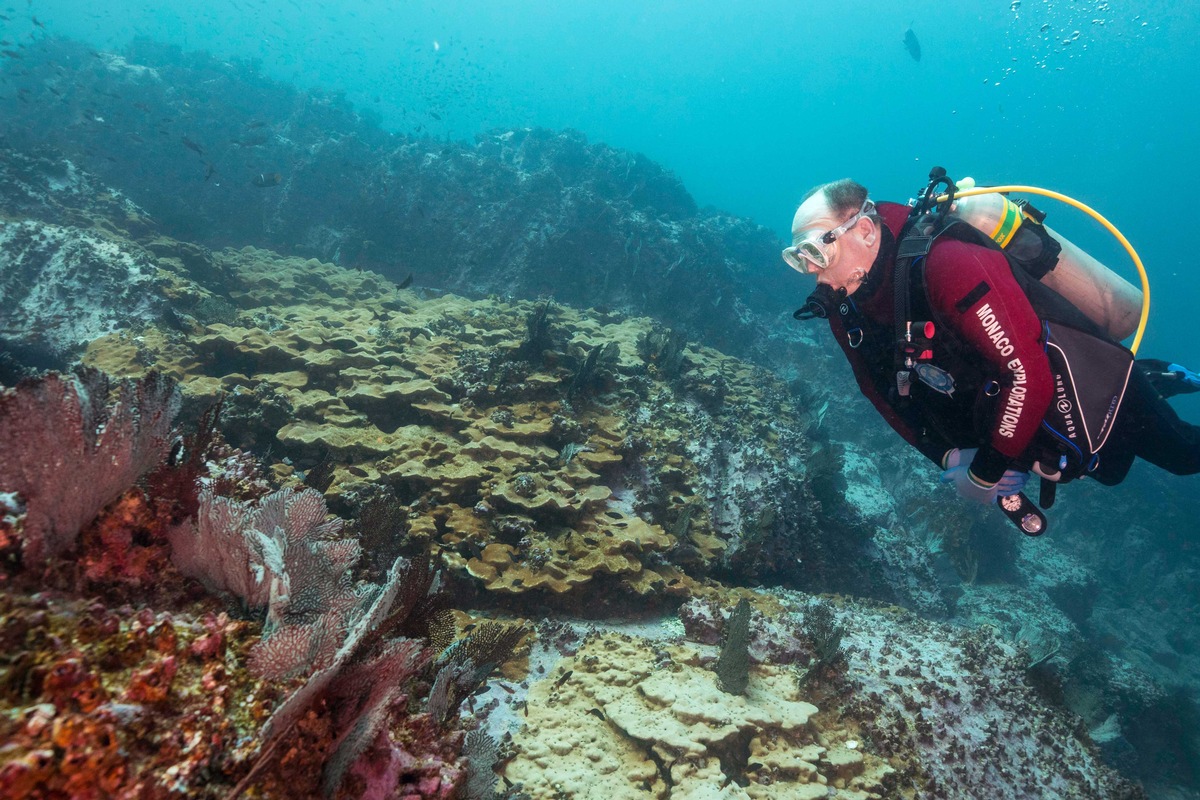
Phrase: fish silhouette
[{"left": 904, "top": 26, "right": 921, "bottom": 61}]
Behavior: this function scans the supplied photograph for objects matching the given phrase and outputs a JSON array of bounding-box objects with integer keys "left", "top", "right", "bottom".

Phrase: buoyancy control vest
[{"left": 892, "top": 209, "right": 1135, "bottom": 489}]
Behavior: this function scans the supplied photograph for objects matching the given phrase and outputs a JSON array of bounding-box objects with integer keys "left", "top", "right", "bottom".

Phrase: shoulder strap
[
  {"left": 892, "top": 216, "right": 975, "bottom": 383},
  {"left": 893, "top": 220, "right": 933, "bottom": 371}
]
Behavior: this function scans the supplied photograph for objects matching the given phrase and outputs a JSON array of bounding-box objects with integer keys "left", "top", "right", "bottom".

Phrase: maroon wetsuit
[{"left": 826, "top": 202, "right": 1053, "bottom": 484}]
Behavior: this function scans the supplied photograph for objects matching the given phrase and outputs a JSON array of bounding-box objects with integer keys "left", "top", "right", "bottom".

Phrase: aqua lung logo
[
  {"left": 975, "top": 303, "right": 1027, "bottom": 439},
  {"left": 1052, "top": 371, "right": 1078, "bottom": 440}
]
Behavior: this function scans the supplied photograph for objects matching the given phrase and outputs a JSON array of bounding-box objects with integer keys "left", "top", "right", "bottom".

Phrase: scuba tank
[{"left": 950, "top": 176, "right": 1143, "bottom": 342}]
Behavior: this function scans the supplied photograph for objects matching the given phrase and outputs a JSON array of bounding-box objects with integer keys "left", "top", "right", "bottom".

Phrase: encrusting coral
[{"left": 501, "top": 630, "right": 892, "bottom": 799}]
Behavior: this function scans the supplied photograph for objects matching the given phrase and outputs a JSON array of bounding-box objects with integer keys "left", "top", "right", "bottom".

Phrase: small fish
[
  {"left": 2, "top": 50, "right": 21, "bottom": 59},
  {"left": 181, "top": 135, "right": 204, "bottom": 156},
  {"left": 398, "top": 273, "right": 414, "bottom": 289},
  {"left": 904, "top": 25, "right": 921, "bottom": 61},
  {"left": 203, "top": 162, "right": 216, "bottom": 182},
  {"left": 251, "top": 172, "right": 282, "bottom": 187},
  {"left": 31, "top": 15, "right": 44, "bottom": 28},
  {"left": 429, "top": 111, "right": 442, "bottom": 120},
  {"left": 554, "top": 670, "right": 573, "bottom": 687}
]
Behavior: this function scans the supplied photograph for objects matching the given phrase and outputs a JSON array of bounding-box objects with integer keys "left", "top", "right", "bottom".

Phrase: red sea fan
[
  {"left": 168, "top": 486, "right": 359, "bottom": 630},
  {"left": 227, "top": 558, "right": 424, "bottom": 799},
  {"left": 0, "top": 368, "right": 180, "bottom": 566},
  {"left": 320, "top": 638, "right": 430, "bottom": 797}
]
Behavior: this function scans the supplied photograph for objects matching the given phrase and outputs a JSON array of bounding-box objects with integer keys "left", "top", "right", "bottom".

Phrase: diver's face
[{"left": 789, "top": 196, "right": 877, "bottom": 296}]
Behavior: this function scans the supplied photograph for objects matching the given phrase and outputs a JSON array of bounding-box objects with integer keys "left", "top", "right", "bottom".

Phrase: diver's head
[{"left": 783, "top": 179, "right": 880, "bottom": 297}]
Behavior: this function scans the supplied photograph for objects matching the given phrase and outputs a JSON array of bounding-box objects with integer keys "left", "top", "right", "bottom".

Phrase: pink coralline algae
[{"left": 0, "top": 368, "right": 180, "bottom": 566}]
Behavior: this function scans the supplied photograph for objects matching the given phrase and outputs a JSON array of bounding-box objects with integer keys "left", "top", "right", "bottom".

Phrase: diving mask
[{"left": 782, "top": 199, "right": 875, "bottom": 273}]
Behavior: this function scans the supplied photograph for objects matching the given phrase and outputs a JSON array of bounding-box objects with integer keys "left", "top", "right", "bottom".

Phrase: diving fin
[
  {"left": 1166, "top": 363, "right": 1200, "bottom": 394},
  {"left": 1140, "top": 358, "right": 1200, "bottom": 398}
]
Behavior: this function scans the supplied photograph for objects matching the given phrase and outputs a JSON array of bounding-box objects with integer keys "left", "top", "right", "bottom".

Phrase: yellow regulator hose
[{"left": 936, "top": 185, "right": 1151, "bottom": 354}]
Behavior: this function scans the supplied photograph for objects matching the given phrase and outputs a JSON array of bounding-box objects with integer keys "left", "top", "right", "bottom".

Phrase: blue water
[{"left": 7, "top": 0, "right": 1199, "bottom": 402}]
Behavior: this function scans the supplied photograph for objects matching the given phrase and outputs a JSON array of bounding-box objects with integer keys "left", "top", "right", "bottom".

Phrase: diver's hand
[
  {"left": 994, "top": 468, "right": 1030, "bottom": 496},
  {"left": 940, "top": 465, "right": 1000, "bottom": 505},
  {"left": 942, "top": 448, "right": 1028, "bottom": 498}
]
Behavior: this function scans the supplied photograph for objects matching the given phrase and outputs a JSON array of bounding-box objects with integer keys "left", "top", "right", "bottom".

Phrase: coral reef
[
  {"left": 501, "top": 628, "right": 891, "bottom": 799},
  {"left": 77, "top": 242, "right": 868, "bottom": 600},
  {"left": 1, "top": 58, "right": 1198, "bottom": 796},
  {"left": 674, "top": 591, "right": 1143, "bottom": 799}
]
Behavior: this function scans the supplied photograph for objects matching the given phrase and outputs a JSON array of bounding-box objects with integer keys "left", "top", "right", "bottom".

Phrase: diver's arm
[{"left": 924, "top": 240, "right": 1053, "bottom": 483}]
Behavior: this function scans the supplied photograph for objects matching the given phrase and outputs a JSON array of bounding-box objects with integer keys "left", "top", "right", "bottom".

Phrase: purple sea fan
[
  {"left": 168, "top": 485, "right": 357, "bottom": 630},
  {"left": 321, "top": 637, "right": 430, "bottom": 798},
  {"left": 248, "top": 589, "right": 364, "bottom": 679},
  {"left": 0, "top": 368, "right": 180, "bottom": 566},
  {"left": 228, "top": 558, "right": 422, "bottom": 800}
]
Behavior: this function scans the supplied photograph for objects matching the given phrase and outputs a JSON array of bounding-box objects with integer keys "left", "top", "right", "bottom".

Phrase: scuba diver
[{"left": 785, "top": 174, "right": 1200, "bottom": 533}]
